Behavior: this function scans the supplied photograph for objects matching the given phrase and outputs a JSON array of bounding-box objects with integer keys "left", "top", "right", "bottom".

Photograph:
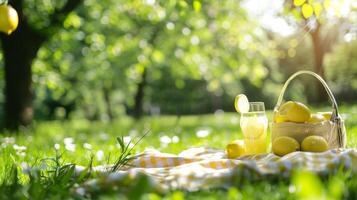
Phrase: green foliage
[
  {"left": 0, "top": 152, "right": 90, "bottom": 199},
  {"left": 26, "top": 0, "right": 280, "bottom": 119},
  {"left": 1, "top": 0, "right": 354, "bottom": 121},
  {"left": 0, "top": 0, "right": 355, "bottom": 121},
  {"left": 326, "top": 40, "right": 357, "bottom": 101}
]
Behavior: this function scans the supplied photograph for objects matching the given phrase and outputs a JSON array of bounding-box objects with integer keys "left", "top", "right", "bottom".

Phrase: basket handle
[{"left": 275, "top": 70, "right": 339, "bottom": 119}]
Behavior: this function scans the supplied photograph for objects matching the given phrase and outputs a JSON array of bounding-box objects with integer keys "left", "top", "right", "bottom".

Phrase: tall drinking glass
[{"left": 240, "top": 102, "right": 268, "bottom": 155}]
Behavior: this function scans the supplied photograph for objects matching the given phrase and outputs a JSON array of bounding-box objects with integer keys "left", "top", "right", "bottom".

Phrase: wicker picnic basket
[{"left": 271, "top": 70, "right": 346, "bottom": 149}]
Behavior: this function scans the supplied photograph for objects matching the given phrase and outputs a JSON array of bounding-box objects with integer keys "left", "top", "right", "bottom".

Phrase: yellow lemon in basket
[
  {"left": 318, "top": 112, "right": 332, "bottom": 121},
  {"left": 234, "top": 94, "right": 249, "bottom": 113},
  {"left": 274, "top": 113, "right": 289, "bottom": 123},
  {"left": 308, "top": 113, "right": 326, "bottom": 123},
  {"left": 226, "top": 140, "right": 246, "bottom": 159},
  {"left": 278, "top": 101, "right": 311, "bottom": 123},
  {"left": 272, "top": 136, "right": 300, "bottom": 156},
  {"left": 301, "top": 136, "right": 328, "bottom": 152},
  {"left": 278, "top": 101, "right": 295, "bottom": 114}
]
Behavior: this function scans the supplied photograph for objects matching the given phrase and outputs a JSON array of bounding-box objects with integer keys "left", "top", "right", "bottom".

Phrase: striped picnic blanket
[{"left": 75, "top": 148, "right": 357, "bottom": 193}]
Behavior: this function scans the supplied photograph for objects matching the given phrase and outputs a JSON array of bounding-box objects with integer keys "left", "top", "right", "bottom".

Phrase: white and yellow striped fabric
[{"left": 77, "top": 148, "right": 357, "bottom": 192}]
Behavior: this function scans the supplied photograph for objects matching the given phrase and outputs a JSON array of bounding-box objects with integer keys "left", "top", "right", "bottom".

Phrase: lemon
[
  {"left": 272, "top": 136, "right": 300, "bottom": 156},
  {"left": 0, "top": 5, "right": 19, "bottom": 35},
  {"left": 301, "top": 135, "right": 328, "bottom": 152},
  {"left": 278, "top": 101, "right": 295, "bottom": 114},
  {"left": 234, "top": 94, "right": 249, "bottom": 113},
  {"left": 276, "top": 101, "right": 295, "bottom": 123},
  {"left": 278, "top": 101, "right": 311, "bottom": 123},
  {"left": 226, "top": 140, "right": 246, "bottom": 158},
  {"left": 308, "top": 113, "right": 326, "bottom": 123},
  {"left": 318, "top": 112, "right": 332, "bottom": 121},
  {"left": 274, "top": 112, "right": 289, "bottom": 123}
]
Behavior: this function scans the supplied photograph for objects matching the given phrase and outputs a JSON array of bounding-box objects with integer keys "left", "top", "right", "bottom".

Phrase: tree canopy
[{"left": 0, "top": 0, "right": 356, "bottom": 127}]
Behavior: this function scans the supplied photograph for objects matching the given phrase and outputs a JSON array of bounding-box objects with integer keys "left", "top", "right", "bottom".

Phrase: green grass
[{"left": 0, "top": 105, "right": 357, "bottom": 199}]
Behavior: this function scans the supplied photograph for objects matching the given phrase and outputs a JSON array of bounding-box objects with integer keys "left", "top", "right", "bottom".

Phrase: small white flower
[
  {"left": 160, "top": 135, "right": 172, "bottom": 144},
  {"left": 63, "top": 137, "right": 76, "bottom": 152},
  {"left": 172, "top": 136, "right": 180, "bottom": 143},
  {"left": 54, "top": 143, "right": 61, "bottom": 150},
  {"left": 196, "top": 129, "right": 210, "bottom": 138},
  {"left": 64, "top": 137, "right": 74, "bottom": 145},
  {"left": 13, "top": 144, "right": 27, "bottom": 151},
  {"left": 13, "top": 144, "right": 26, "bottom": 156},
  {"left": 83, "top": 143, "right": 92, "bottom": 150},
  {"left": 96, "top": 150, "right": 104, "bottom": 161},
  {"left": 65, "top": 143, "right": 76, "bottom": 152},
  {"left": 160, "top": 135, "right": 172, "bottom": 148},
  {"left": 2, "top": 137, "right": 15, "bottom": 145}
]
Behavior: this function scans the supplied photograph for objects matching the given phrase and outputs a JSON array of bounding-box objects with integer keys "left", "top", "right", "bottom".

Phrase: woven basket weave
[{"left": 271, "top": 71, "right": 346, "bottom": 149}]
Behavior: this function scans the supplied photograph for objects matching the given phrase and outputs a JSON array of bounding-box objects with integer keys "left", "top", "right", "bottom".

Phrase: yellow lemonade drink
[{"left": 240, "top": 105, "right": 268, "bottom": 155}]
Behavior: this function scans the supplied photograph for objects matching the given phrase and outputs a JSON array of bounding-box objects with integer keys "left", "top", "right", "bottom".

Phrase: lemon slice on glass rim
[{"left": 234, "top": 94, "right": 249, "bottom": 113}]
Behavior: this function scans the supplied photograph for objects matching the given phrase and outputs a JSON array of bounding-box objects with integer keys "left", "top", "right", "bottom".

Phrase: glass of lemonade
[{"left": 240, "top": 102, "right": 268, "bottom": 155}]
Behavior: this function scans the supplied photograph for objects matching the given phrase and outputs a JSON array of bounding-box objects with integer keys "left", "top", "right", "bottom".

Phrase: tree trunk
[
  {"left": 309, "top": 24, "right": 326, "bottom": 102},
  {"left": 0, "top": 8, "right": 45, "bottom": 129},
  {"left": 0, "top": 0, "right": 82, "bottom": 130},
  {"left": 131, "top": 26, "right": 161, "bottom": 119},
  {"left": 133, "top": 68, "right": 147, "bottom": 119},
  {"left": 103, "top": 87, "right": 114, "bottom": 121}
]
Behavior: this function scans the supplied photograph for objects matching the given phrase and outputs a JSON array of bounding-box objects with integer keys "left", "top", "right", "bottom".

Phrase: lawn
[{"left": 1, "top": 105, "right": 357, "bottom": 199}]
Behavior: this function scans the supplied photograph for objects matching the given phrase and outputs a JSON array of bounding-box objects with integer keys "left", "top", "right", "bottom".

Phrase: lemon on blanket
[
  {"left": 301, "top": 135, "right": 328, "bottom": 152},
  {"left": 226, "top": 140, "right": 246, "bottom": 159},
  {"left": 308, "top": 113, "right": 326, "bottom": 123},
  {"left": 234, "top": 94, "right": 249, "bottom": 113},
  {"left": 277, "top": 101, "right": 311, "bottom": 123},
  {"left": 272, "top": 136, "right": 300, "bottom": 156}
]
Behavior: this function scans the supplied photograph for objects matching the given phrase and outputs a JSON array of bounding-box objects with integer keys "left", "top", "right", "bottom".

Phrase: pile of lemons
[{"left": 272, "top": 101, "right": 331, "bottom": 156}]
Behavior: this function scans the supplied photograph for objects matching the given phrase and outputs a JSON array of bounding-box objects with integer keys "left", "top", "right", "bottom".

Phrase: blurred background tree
[
  {"left": 281, "top": 0, "right": 356, "bottom": 102},
  {"left": 30, "top": 0, "right": 279, "bottom": 121},
  {"left": 0, "top": 0, "right": 82, "bottom": 129}
]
